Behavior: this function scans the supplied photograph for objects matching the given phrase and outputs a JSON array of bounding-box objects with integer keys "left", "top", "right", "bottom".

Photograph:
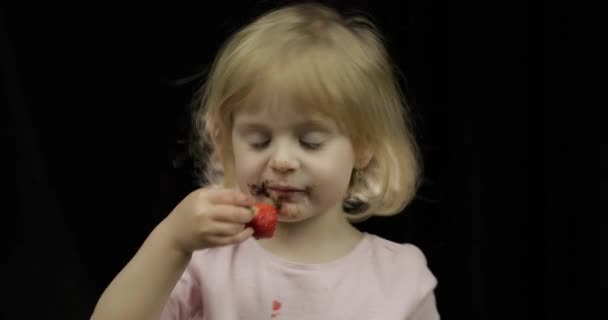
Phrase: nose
[
  {"left": 269, "top": 142, "right": 300, "bottom": 174},
  {"left": 271, "top": 159, "right": 297, "bottom": 174}
]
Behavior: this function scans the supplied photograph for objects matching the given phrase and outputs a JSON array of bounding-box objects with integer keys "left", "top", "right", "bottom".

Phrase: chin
[
  {"left": 277, "top": 204, "right": 310, "bottom": 222},
  {"left": 277, "top": 215, "right": 307, "bottom": 223}
]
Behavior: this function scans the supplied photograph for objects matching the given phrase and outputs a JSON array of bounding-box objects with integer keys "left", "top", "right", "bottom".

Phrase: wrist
[{"left": 151, "top": 219, "right": 195, "bottom": 259}]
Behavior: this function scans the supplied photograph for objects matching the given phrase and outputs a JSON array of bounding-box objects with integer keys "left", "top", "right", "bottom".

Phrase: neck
[{"left": 257, "top": 205, "right": 364, "bottom": 264}]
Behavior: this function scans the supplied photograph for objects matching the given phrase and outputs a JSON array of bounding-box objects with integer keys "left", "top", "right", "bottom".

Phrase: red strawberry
[{"left": 247, "top": 203, "right": 278, "bottom": 238}]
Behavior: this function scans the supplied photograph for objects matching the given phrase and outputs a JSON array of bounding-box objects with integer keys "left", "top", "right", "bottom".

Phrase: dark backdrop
[{"left": 2, "top": 1, "right": 590, "bottom": 319}]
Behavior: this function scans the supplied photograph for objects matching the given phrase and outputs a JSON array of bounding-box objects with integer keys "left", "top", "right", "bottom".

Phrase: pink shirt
[{"left": 161, "top": 232, "right": 440, "bottom": 320}]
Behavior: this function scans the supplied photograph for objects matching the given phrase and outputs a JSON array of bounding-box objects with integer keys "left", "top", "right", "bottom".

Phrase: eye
[
  {"left": 299, "top": 139, "right": 323, "bottom": 150},
  {"left": 250, "top": 139, "right": 271, "bottom": 150},
  {"left": 299, "top": 132, "right": 326, "bottom": 150},
  {"left": 242, "top": 130, "right": 271, "bottom": 150}
]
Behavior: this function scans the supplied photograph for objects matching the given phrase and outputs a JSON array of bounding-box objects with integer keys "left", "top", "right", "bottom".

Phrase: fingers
[
  {"left": 210, "top": 222, "right": 248, "bottom": 237},
  {"left": 211, "top": 205, "right": 254, "bottom": 224},
  {"left": 206, "top": 189, "right": 255, "bottom": 207},
  {"left": 234, "top": 227, "right": 255, "bottom": 243},
  {"left": 185, "top": 187, "right": 258, "bottom": 249},
  {"left": 207, "top": 227, "right": 254, "bottom": 246}
]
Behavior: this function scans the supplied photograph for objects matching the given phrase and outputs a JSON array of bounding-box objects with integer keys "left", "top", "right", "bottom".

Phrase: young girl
[{"left": 91, "top": 3, "right": 440, "bottom": 320}]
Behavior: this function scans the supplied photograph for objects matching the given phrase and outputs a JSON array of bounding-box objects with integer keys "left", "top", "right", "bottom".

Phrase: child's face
[{"left": 231, "top": 95, "right": 356, "bottom": 222}]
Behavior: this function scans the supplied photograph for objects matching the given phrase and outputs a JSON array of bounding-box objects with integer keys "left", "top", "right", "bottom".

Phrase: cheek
[
  {"left": 309, "top": 142, "right": 355, "bottom": 198},
  {"left": 231, "top": 141, "right": 263, "bottom": 186}
]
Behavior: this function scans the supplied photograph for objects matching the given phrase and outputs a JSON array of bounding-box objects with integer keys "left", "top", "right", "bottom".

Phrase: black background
[{"left": 2, "top": 1, "right": 594, "bottom": 319}]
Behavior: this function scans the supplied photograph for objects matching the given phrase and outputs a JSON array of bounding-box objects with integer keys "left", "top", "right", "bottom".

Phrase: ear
[
  {"left": 208, "top": 118, "right": 228, "bottom": 149},
  {"left": 205, "top": 120, "right": 228, "bottom": 162},
  {"left": 213, "top": 129, "right": 233, "bottom": 162},
  {"left": 355, "top": 146, "right": 373, "bottom": 170}
]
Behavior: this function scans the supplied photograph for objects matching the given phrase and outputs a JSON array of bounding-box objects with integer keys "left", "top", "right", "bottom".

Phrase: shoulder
[
  {"left": 366, "top": 234, "right": 430, "bottom": 267},
  {"left": 365, "top": 234, "right": 438, "bottom": 296}
]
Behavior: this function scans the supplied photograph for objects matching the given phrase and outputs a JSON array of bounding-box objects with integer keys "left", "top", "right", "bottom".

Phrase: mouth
[
  {"left": 266, "top": 185, "right": 306, "bottom": 193},
  {"left": 248, "top": 181, "right": 307, "bottom": 206},
  {"left": 267, "top": 186, "right": 305, "bottom": 202}
]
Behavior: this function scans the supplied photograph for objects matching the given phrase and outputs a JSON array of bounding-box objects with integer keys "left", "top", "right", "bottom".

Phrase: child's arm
[
  {"left": 90, "top": 224, "right": 192, "bottom": 320},
  {"left": 90, "top": 188, "right": 256, "bottom": 320}
]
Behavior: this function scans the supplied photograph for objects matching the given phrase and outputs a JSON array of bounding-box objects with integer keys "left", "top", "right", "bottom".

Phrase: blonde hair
[{"left": 190, "top": 2, "right": 423, "bottom": 222}]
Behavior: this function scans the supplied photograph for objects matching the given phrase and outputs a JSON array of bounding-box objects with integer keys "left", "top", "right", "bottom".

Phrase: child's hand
[{"left": 161, "top": 187, "right": 256, "bottom": 254}]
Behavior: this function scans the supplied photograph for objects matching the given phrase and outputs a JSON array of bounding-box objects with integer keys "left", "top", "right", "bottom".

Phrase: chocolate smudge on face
[
  {"left": 248, "top": 180, "right": 270, "bottom": 197},
  {"left": 248, "top": 180, "right": 282, "bottom": 209}
]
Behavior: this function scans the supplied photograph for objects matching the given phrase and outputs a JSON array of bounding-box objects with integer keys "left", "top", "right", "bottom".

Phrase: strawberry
[{"left": 247, "top": 203, "right": 278, "bottom": 238}]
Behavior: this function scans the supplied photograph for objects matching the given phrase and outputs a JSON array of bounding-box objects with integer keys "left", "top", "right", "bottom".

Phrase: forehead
[
  {"left": 233, "top": 81, "right": 339, "bottom": 125},
  {"left": 233, "top": 96, "right": 338, "bottom": 131},
  {"left": 224, "top": 58, "right": 360, "bottom": 136}
]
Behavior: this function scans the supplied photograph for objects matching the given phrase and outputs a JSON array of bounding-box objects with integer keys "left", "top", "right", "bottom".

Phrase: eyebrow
[
  {"left": 234, "top": 118, "right": 336, "bottom": 132},
  {"left": 295, "top": 119, "right": 335, "bottom": 132},
  {"left": 234, "top": 122, "right": 268, "bottom": 132}
]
